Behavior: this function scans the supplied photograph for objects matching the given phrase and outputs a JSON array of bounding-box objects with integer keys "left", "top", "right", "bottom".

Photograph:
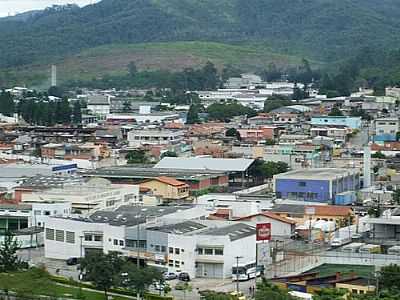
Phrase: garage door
[{"left": 196, "top": 263, "right": 224, "bottom": 278}]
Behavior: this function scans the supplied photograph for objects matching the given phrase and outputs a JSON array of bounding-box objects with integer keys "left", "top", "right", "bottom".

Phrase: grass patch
[
  {"left": 0, "top": 269, "right": 133, "bottom": 300},
  {"left": 306, "top": 264, "right": 375, "bottom": 278}
]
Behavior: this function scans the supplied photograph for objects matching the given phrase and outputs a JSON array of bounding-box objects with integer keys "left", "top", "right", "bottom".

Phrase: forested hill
[{"left": 2, "top": 0, "right": 400, "bottom": 69}]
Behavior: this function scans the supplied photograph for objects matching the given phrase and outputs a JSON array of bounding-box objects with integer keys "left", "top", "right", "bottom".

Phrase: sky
[{"left": 0, "top": 0, "right": 99, "bottom": 17}]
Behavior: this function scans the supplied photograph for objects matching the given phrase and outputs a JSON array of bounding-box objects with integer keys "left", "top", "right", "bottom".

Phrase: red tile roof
[
  {"left": 306, "top": 205, "right": 352, "bottom": 217},
  {"left": 236, "top": 211, "right": 296, "bottom": 225},
  {"left": 155, "top": 176, "right": 188, "bottom": 187}
]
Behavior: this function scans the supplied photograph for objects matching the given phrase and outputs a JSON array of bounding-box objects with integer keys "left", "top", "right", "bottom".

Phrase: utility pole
[{"left": 235, "top": 256, "right": 243, "bottom": 295}]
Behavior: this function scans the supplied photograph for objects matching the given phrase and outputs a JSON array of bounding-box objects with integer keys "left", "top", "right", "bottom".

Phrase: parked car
[
  {"left": 153, "top": 282, "right": 168, "bottom": 291},
  {"left": 66, "top": 257, "right": 79, "bottom": 266},
  {"left": 163, "top": 272, "right": 177, "bottom": 280},
  {"left": 178, "top": 272, "right": 190, "bottom": 282}
]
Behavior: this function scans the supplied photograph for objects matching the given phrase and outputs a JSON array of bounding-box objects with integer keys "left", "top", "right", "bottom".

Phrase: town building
[
  {"left": 87, "top": 94, "right": 111, "bottom": 116},
  {"left": 43, "top": 205, "right": 212, "bottom": 261},
  {"left": 139, "top": 176, "right": 189, "bottom": 200},
  {"left": 273, "top": 168, "right": 360, "bottom": 203},
  {"left": 21, "top": 178, "right": 140, "bottom": 212},
  {"left": 373, "top": 117, "right": 400, "bottom": 142},
  {"left": 127, "top": 129, "right": 185, "bottom": 147},
  {"left": 310, "top": 116, "right": 362, "bottom": 130}
]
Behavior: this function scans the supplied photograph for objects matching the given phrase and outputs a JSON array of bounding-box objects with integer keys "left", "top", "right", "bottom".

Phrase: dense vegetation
[{"left": 2, "top": 0, "right": 400, "bottom": 72}]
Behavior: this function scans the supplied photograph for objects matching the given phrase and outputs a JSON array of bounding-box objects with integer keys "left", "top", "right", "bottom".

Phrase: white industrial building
[
  {"left": 44, "top": 205, "right": 212, "bottom": 260},
  {"left": 21, "top": 178, "right": 140, "bottom": 212},
  {"left": 43, "top": 204, "right": 262, "bottom": 279},
  {"left": 87, "top": 94, "right": 111, "bottom": 117}
]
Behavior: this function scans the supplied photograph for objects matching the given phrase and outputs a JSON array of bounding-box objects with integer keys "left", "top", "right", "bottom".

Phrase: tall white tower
[
  {"left": 51, "top": 65, "right": 57, "bottom": 87},
  {"left": 363, "top": 144, "right": 371, "bottom": 188}
]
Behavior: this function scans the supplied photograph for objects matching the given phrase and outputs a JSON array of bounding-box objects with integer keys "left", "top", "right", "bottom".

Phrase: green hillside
[
  {"left": 0, "top": 41, "right": 308, "bottom": 87},
  {"left": 2, "top": 0, "right": 400, "bottom": 86}
]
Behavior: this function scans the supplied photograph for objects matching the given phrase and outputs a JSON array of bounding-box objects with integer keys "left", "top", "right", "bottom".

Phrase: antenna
[{"left": 51, "top": 65, "right": 57, "bottom": 87}]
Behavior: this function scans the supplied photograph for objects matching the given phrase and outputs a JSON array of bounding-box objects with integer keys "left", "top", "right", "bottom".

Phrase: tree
[
  {"left": 122, "top": 264, "right": 163, "bottom": 298},
  {"left": 329, "top": 105, "right": 344, "bottom": 116},
  {"left": 264, "top": 97, "right": 292, "bottom": 113},
  {"left": 80, "top": 252, "right": 124, "bottom": 300},
  {"left": 126, "top": 150, "right": 149, "bottom": 164},
  {"left": 48, "top": 86, "right": 64, "bottom": 98},
  {"left": 202, "top": 61, "right": 219, "bottom": 90},
  {"left": 255, "top": 278, "right": 295, "bottom": 300},
  {"left": 313, "top": 288, "right": 347, "bottom": 300},
  {"left": 207, "top": 102, "right": 256, "bottom": 121},
  {"left": 379, "top": 264, "right": 400, "bottom": 291},
  {"left": 186, "top": 104, "right": 200, "bottom": 124},
  {"left": 0, "top": 232, "right": 21, "bottom": 272},
  {"left": 128, "top": 61, "right": 138, "bottom": 77},
  {"left": 72, "top": 101, "right": 82, "bottom": 124},
  {"left": 265, "top": 139, "right": 275, "bottom": 145},
  {"left": 249, "top": 160, "right": 289, "bottom": 183},
  {"left": 372, "top": 151, "right": 386, "bottom": 159},
  {"left": 161, "top": 151, "right": 177, "bottom": 158},
  {"left": 226, "top": 128, "right": 241, "bottom": 140},
  {"left": 0, "top": 90, "right": 14, "bottom": 117},
  {"left": 393, "top": 189, "right": 400, "bottom": 205},
  {"left": 122, "top": 100, "right": 131, "bottom": 112}
]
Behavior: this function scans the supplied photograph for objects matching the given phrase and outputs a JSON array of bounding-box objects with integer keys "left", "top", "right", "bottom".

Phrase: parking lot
[{"left": 18, "top": 247, "right": 257, "bottom": 299}]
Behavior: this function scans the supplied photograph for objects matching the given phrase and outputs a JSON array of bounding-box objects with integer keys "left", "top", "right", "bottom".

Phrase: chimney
[{"left": 363, "top": 145, "right": 371, "bottom": 188}]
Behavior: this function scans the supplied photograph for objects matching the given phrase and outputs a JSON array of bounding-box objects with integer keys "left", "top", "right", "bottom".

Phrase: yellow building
[
  {"left": 336, "top": 278, "right": 376, "bottom": 296},
  {"left": 140, "top": 176, "right": 189, "bottom": 200}
]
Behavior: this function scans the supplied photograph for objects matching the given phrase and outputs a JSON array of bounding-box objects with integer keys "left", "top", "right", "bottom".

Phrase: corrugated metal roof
[{"left": 154, "top": 157, "right": 255, "bottom": 172}]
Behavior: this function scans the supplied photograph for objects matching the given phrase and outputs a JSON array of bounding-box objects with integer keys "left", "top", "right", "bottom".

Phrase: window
[
  {"left": 298, "top": 182, "right": 306, "bottom": 187},
  {"left": 84, "top": 234, "right": 93, "bottom": 241},
  {"left": 94, "top": 235, "right": 103, "bottom": 242},
  {"left": 169, "top": 247, "right": 173, "bottom": 254},
  {"left": 155, "top": 245, "right": 161, "bottom": 252},
  {"left": 161, "top": 246, "right": 166, "bottom": 252},
  {"left": 55, "top": 230, "right": 64, "bottom": 242},
  {"left": 44, "top": 211, "right": 51, "bottom": 216},
  {"left": 204, "top": 248, "right": 213, "bottom": 255},
  {"left": 119, "top": 240, "right": 124, "bottom": 246},
  {"left": 66, "top": 231, "right": 75, "bottom": 244},
  {"left": 34, "top": 210, "right": 41, "bottom": 215},
  {"left": 197, "top": 248, "right": 203, "bottom": 255},
  {"left": 175, "top": 248, "right": 180, "bottom": 255},
  {"left": 181, "top": 249, "right": 184, "bottom": 253},
  {"left": 46, "top": 228, "right": 54, "bottom": 240},
  {"left": 175, "top": 261, "right": 180, "bottom": 267},
  {"left": 113, "top": 239, "right": 118, "bottom": 246},
  {"left": 215, "top": 248, "right": 224, "bottom": 255},
  {"left": 168, "top": 260, "right": 174, "bottom": 267}
]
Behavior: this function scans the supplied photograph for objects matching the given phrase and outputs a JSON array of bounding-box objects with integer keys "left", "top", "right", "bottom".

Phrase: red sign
[{"left": 256, "top": 223, "right": 271, "bottom": 241}]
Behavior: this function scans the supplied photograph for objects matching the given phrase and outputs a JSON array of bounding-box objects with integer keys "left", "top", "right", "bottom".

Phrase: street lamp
[{"left": 235, "top": 256, "right": 243, "bottom": 295}]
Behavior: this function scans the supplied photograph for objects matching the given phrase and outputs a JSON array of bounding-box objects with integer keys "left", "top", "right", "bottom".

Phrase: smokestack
[
  {"left": 363, "top": 145, "right": 371, "bottom": 188},
  {"left": 51, "top": 65, "right": 57, "bottom": 87}
]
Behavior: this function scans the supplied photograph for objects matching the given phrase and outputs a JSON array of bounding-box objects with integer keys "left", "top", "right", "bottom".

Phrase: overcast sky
[{"left": 0, "top": 0, "right": 99, "bottom": 17}]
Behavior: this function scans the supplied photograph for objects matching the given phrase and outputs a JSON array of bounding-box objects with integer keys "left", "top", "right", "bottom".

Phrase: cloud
[{"left": 0, "top": 0, "right": 98, "bottom": 17}]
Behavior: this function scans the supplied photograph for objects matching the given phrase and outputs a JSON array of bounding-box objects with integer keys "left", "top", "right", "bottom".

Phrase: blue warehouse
[{"left": 273, "top": 168, "right": 360, "bottom": 204}]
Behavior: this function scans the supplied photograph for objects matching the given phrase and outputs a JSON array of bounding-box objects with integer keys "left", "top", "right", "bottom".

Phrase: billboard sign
[{"left": 256, "top": 223, "right": 271, "bottom": 241}]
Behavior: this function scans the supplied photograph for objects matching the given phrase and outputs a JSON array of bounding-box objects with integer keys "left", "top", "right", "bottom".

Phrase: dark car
[
  {"left": 178, "top": 272, "right": 190, "bottom": 282},
  {"left": 66, "top": 257, "right": 79, "bottom": 266}
]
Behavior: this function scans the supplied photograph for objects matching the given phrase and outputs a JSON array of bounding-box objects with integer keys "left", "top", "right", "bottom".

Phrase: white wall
[{"left": 44, "top": 217, "right": 125, "bottom": 260}]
